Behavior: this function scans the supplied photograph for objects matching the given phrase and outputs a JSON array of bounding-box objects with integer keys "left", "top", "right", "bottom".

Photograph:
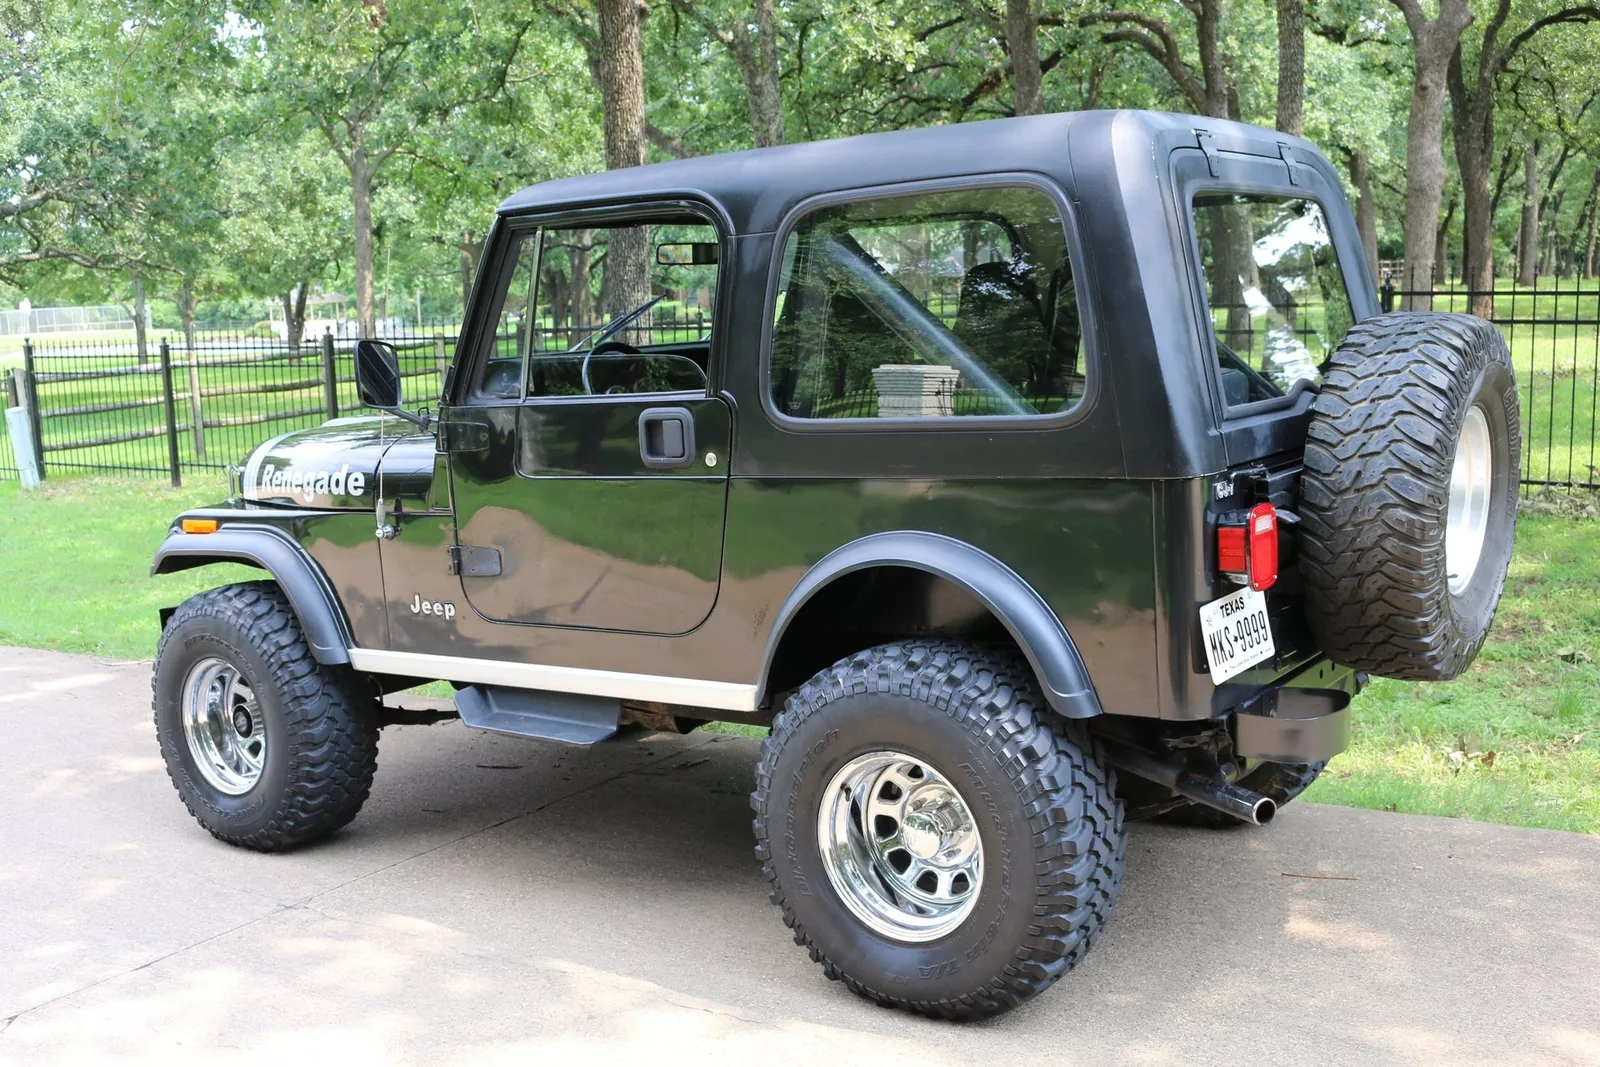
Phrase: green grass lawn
[{"left": 0, "top": 477, "right": 1595, "bottom": 833}]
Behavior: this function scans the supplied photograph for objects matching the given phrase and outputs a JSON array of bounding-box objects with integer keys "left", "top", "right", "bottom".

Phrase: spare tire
[{"left": 1299, "top": 312, "right": 1519, "bottom": 680}]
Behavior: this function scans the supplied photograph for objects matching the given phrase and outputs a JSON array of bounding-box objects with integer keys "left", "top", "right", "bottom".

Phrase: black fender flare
[
  {"left": 151, "top": 524, "right": 353, "bottom": 664},
  {"left": 757, "top": 531, "right": 1102, "bottom": 718}
]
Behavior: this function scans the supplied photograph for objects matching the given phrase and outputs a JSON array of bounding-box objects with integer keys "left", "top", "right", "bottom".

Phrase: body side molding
[
  {"left": 758, "top": 530, "right": 1103, "bottom": 718},
  {"left": 346, "top": 649, "right": 759, "bottom": 711},
  {"left": 151, "top": 524, "right": 354, "bottom": 665}
]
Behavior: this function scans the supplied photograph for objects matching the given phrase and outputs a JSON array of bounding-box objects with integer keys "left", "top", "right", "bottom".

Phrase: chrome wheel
[
  {"left": 817, "top": 750, "right": 983, "bottom": 943},
  {"left": 181, "top": 657, "right": 266, "bottom": 795},
  {"left": 1446, "top": 404, "right": 1494, "bottom": 596}
]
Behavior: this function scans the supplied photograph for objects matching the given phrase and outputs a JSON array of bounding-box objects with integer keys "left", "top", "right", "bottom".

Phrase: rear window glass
[
  {"left": 769, "top": 185, "right": 1085, "bottom": 420},
  {"left": 1191, "top": 193, "right": 1354, "bottom": 408}
]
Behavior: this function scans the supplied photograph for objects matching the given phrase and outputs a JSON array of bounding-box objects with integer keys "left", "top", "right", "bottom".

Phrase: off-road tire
[
  {"left": 153, "top": 581, "right": 378, "bottom": 851},
  {"left": 1160, "top": 760, "right": 1325, "bottom": 828},
  {"left": 751, "top": 642, "right": 1125, "bottom": 1020},
  {"left": 1300, "top": 312, "right": 1519, "bottom": 680}
]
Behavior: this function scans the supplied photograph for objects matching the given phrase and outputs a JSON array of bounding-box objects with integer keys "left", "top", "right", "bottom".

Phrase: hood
[{"left": 240, "top": 415, "right": 438, "bottom": 510}]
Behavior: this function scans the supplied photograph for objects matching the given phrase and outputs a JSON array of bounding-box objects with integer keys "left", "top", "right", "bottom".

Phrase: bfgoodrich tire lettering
[
  {"left": 1299, "top": 312, "right": 1520, "bottom": 680},
  {"left": 153, "top": 581, "right": 378, "bottom": 851},
  {"left": 751, "top": 642, "right": 1125, "bottom": 1020}
]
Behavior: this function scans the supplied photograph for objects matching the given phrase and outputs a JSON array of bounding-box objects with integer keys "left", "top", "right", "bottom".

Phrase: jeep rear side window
[
  {"left": 1191, "top": 193, "right": 1354, "bottom": 408},
  {"left": 769, "top": 186, "right": 1085, "bottom": 420}
]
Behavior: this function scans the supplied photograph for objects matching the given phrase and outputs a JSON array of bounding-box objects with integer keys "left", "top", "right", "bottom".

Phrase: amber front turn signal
[{"left": 181, "top": 518, "right": 219, "bottom": 535}]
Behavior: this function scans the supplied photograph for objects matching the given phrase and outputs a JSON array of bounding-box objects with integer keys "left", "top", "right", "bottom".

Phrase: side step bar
[{"left": 454, "top": 685, "right": 621, "bottom": 746}]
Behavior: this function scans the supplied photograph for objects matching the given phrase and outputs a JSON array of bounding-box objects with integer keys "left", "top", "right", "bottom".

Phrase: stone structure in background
[{"left": 871, "top": 364, "right": 959, "bottom": 418}]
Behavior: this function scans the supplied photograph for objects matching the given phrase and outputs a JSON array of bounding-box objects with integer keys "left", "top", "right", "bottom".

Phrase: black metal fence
[
  {"left": 0, "top": 327, "right": 458, "bottom": 487},
  {"left": 1382, "top": 278, "right": 1600, "bottom": 491}
]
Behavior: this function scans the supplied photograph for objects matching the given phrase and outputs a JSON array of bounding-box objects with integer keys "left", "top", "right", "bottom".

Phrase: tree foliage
[{"left": 4, "top": 0, "right": 1599, "bottom": 327}]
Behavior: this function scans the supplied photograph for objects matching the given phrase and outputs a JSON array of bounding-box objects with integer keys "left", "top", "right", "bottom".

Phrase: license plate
[{"left": 1199, "top": 586, "right": 1276, "bottom": 684}]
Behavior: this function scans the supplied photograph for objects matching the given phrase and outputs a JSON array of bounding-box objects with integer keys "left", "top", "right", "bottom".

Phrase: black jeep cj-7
[{"left": 151, "top": 110, "right": 1519, "bottom": 1018}]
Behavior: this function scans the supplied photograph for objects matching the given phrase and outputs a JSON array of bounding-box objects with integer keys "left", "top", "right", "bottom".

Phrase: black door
[{"left": 446, "top": 209, "right": 732, "bottom": 635}]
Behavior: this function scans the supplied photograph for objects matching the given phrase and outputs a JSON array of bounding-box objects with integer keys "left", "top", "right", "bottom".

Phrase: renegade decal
[
  {"left": 409, "top": 594, "right": 456, "bottom": 620},
  {"left": 257, "top": 463, "right": 365, "bottom": 504}
]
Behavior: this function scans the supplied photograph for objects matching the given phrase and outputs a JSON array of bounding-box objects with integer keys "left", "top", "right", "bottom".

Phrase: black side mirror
[{"left": 355, "top": 339, "right": 402, "bottom": 409}]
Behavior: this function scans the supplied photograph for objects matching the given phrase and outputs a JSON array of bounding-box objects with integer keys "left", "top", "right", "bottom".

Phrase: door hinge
[
  {"left": 448, "top": 544, "right": 502, "bottom": 577},
  {"left": 1195, "top": 130, "right": 1220, "bottom": 177},
  {"left": 438, "top": 420, "right": 490, "bottom": 452},
  {"left": 1278, "top": 142, "right": 1301, "bottom": 186}
]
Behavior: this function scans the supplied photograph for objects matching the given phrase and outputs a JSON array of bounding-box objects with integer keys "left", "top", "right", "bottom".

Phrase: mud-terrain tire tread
[
  {"left": 153, "top": 581, "right": 378, "bottom": 851},
  {"left": 751, "top": 641, "right": 1125, "bottom": 1020},
  {"left": 1299, "top": 312, "right": 1518, "bottom": 680},
  {"left": 1161, "top": 760, "right": 1325, "bottom": 828}
]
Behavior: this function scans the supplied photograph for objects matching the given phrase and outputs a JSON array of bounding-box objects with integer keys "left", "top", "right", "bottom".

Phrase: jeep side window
[
  {"left": 1191, "top": 193, "right": 1354, "bottom": 407},
  {"left": 477, "top": 231, "right": 542, "bottom": 400},
  {"left": 526, "top": 220, "right": 714, "bottom": 398},
  {"left": 769, "top": 186, "right": 1085, "bottom": 420}
]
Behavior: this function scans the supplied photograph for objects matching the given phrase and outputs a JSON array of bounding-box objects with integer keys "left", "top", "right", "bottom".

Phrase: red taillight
[
  {"left": 1217, "top": 525, "right": 1247, "bottom": 573},
  {"left": 1216, "top": 503, "right": 1279, "bottom": 591},
  {"left": 1247, "top": 502, "right": 1278, "bottom": 591}
]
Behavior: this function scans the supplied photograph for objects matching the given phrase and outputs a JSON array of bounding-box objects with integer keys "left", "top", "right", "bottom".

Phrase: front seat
[{"left": 952, "top": 260, "right": 1049, "bottom": 380}]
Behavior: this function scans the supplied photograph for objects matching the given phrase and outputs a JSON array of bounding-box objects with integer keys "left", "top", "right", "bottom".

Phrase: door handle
[{"left": 638, "top": 407, "right": 696, "bottom": 469}]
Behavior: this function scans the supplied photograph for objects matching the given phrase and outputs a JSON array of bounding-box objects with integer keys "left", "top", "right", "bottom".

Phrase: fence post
[
  {"left": 3, "top": 369, "right": 16, "bottom": 410},
  {"left": 321, "top": 330, "right": 339, "bottom": 420},
  {"left": 159, "top": 339, "right": 182, "bottom": 488},
  {"left": 20, "top": 339, "right": 44, "bottom": 481},
  {"left": 186, "top": 350, "right": 206, "bottom": 461},
  {"left": 1380, "top": 276, "right": 1395, "bottom": 313}
]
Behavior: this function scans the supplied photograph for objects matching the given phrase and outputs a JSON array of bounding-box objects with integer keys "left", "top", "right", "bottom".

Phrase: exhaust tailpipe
[{"left": 1100, "top": 741, "right": 1277, "bottom": 826}]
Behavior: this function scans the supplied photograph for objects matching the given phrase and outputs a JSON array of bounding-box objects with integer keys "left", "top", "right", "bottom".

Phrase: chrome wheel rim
[
  {"left": 181, "top": 657, "right": 266, "bottom": 795},
  {"left": 1446, "top": 404, "right": 1494, "bottom": 596},
  {"left": 817, "top": 750, "right": 983, "bottom": 943}
]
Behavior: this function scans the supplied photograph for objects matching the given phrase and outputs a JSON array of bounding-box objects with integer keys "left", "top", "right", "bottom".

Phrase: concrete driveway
[{"left": 2, "top": 645, "right": 1597, "bottom": 1066}]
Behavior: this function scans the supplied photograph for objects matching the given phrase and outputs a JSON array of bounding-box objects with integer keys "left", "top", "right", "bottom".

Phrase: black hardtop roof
[{"left": 496, "top": 110, "right": 1322, "bottom": 235}]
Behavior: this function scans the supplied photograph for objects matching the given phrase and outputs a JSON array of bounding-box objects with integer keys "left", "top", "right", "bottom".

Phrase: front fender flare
[
  {"left": 757, "top": 531, "right": 1102, "bottom": 718},
  {"left": 151, "top": 524, "right": 353, "bottom": 665}
]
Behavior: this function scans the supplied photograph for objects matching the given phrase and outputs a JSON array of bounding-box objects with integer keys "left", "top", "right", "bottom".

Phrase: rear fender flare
[
  {"left": 151, "top": 525, "right": 353, "bottom": 665},
  {"left": 757, "top": 531, "right": 1102, "bottom": 718}
]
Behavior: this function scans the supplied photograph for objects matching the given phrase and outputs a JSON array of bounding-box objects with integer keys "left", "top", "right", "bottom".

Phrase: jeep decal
[{"left": 408, "top": 594, "right": 456, "bottom": 620}]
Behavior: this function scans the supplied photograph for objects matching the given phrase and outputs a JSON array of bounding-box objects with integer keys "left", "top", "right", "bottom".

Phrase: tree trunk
[
  {"left": 281, "top": 286, "right": 308, "bottom": 360},
  {"left": 1434, "top": 191, "right": 1456, "bottom": 286},
  {"left": 1392, "top": 0, "right": 1472, "bottom": 306},
  {"left": 350, "top": 136, "right": 376, "bottom": 337},
  {"left": 571, "top": 233, "right": 594, "bottom": 344},
  {"left": 1445, "top": 37, "right": 1496, "bottom": 315},
  {"left": 1348, "top": 149, "right": 1379, "bottom": 281},
  {"left": 458, "top": 231, "right": 483, "bottom": 317},
  {"left": 1006, "top": 0, "right": 1044, "bottom": 116},
  {"left": 1577, "top": 169, "right": 1600, "bottom": 280},
  {"left": 1519, "top": 142, "right": 1540, "bottom": 287},
  {"left": 179, "top": 278, "right": 197, "bottom": 351},
  {"left": 1196, "top": 0, "right": 1232, "bottom": 119},
  {"left": 1275, "top": 0, "right": 1305, "bottom": 135},
  {"left": 132, "top": 271, "right": 149, "bottom": 365},
  {"left": 748, "top": 0, "right": 785, "bottom": 144},
  {"left": 595, "top": 0, "right": 652, "bottom": 319}
]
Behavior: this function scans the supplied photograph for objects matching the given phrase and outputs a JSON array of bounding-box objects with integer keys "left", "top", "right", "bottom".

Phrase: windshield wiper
[{"left": 567, "top": 295, "right": 666, "bottom": 352}]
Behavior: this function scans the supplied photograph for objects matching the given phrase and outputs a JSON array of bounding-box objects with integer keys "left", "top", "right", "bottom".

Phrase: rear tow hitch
[{"left": 1100, "top": 740, "right": 1277, "bottom": 826}]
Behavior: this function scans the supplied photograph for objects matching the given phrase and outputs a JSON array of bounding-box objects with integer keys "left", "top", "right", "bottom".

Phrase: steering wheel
[{"left": 581, "top": 340, "right": 642, "bottom": 395}]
